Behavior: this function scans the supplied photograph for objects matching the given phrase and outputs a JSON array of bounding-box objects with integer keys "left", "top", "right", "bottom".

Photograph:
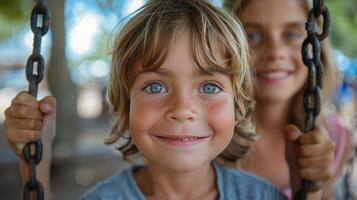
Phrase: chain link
[
  {"left": 294, "top": 0, "right": 330, "bottom": 199},
  {"left": 23, "top": 0, "right": 50, "bottom": 199}
]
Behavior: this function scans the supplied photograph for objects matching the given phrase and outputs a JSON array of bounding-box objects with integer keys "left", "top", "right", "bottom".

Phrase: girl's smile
[{"left": 255, "top": 67, "right": 294, "bottom": 84}]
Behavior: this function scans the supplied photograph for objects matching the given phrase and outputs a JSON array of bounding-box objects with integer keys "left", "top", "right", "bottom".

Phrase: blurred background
[{"left": 0, "top": 0, "right": 356, "bottom": 199}]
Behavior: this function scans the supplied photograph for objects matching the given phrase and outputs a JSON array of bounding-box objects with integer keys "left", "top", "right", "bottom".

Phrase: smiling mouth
[
  {"left": 256, "top": 71, "right": 291, "bottom": 82},
  {"left": 154, "top": 135, "right": 211, "bottom": 147}
]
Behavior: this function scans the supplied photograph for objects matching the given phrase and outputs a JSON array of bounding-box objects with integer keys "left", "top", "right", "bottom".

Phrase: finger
[
  {"left": 3, "top": 118, "right": 42, "bottom": 131},
  {"left": 11, "top": 91, "right": 40, "bottom": 109},
  {"left": 300, "top": 167, "right": 332, "bottom": 182},
  {"left": 299, "top": 140, "right": 335, "bottom": 158},
  {"left": 39, "top": 96, "right": 56, "bottom": 114},
  {"left": 6, "top": 105, "right": 42, "bottom": 120},
  {"left": 6, "top": 129, "right": 42, "bottom": 143},
  {"left": 298, "top": 143, "right": 326, "bottom": 158},
  {"left": 298, "top": 155, "right": 334, "bottom": 168},
  {"left": 8, "top": 141, "right": 25, "bottom": 156},
  {"left": 285, "top": 124, "right": 302, "bottom": 142},
  {"left": 298, "top": 128, "right": 324, "bottom": 145}
]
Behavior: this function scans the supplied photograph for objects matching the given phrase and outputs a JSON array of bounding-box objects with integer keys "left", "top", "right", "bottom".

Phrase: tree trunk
[{"left": 47, "top": 0, "right": 81, "bottom": 152}]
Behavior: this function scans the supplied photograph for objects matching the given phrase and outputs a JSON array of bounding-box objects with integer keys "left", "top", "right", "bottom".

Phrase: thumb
[
  {"left": 39, "top": 96, "right": 56, "bottom": 143},
  {"left": 39, "top": 96, "right": 56, "bottom": 116},
  {"left": 284, "top": 124, "right": 302, "bottom": 142}
]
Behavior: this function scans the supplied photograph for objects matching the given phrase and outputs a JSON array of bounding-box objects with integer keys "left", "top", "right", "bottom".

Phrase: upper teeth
[
  {"left": 181, "top": 137, "right": 197, "bottom": 142},
  {"left": 261, "top": 72, "right": 289, "bottom": 79}
]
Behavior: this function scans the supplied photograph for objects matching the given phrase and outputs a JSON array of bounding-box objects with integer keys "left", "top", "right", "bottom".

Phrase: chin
[
  {"left": 256, "top": 90, "right": 297, "bottom": 103},
  {"left": 257, "top": 95, "right": 291, "bottom": 104},
  {"left": 158, "top": 155, "right": 210, "bottom": 173}
]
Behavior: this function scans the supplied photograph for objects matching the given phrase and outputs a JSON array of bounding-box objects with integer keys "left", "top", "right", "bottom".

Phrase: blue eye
[
  {"left": 285, "top": 31, "right": 303, "bottom": 41},
  {"left": 144, "top": 82, "right": 167, "bottom": 94},
  {"left": 246, "top": 31, "right": 262, "bottom": 45},
  {"left": 200, "top": 82, "right": 222, "bottom": 94}
]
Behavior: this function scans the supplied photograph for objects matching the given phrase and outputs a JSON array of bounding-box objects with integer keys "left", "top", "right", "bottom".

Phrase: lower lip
[
  {"left": 256, "top": 73, "right": 291, "bottom": 84},
  {"left": 154, "top": 136, "right": 210, "bottom": 147}
]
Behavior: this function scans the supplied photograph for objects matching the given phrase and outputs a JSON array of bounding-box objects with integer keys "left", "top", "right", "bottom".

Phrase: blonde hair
[
  {"left": 224, "top": 0, "right": 339, "bottom": 129},
  {"left": 106, "top": 0, "right": 256, "bottom": 161}
]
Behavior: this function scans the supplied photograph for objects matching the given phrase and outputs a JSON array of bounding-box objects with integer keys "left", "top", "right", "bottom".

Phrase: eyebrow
[{"left": 285, "top": 22, "right": 305, "bottom": 29}]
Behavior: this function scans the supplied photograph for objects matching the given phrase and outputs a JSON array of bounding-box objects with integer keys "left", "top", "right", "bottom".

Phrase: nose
[
  {"left": 264, "top": 34, "right": 288, "bottom": 62},
  {"left": 165, "top": 92, "right": 198, "bottom": 123}
]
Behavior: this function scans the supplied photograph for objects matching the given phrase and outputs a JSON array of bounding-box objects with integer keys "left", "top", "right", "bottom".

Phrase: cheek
[
  {"left": 129, "top": 95, "right": 163, "bottom": 133},
  {"left": 294, "top": 55, "right": 308, "bottom": 83},
  {"left": 203, "top": 97, "right": 235, "bottom": 137}
]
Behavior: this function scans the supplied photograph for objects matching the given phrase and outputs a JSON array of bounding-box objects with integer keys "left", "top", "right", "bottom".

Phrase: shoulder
[
  {"left": 214, "top": 162, "right": 287, "bottom": 200},
  {"left": 80, "top": 165, "right": 145, "bottom": 200}
]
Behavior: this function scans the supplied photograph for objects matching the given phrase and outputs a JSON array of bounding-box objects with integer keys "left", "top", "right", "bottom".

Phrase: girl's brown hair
[{"left": 106, "top": 0, "right": 256, "bottom": 162}]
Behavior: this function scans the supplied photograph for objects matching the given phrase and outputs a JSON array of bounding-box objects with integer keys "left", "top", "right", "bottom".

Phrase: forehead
[
  {"left": 131, "top": 29, "right": 231, "bottom": 79},
  {"left": 240, "top": 0, "right": 306, "bottom": 26}
]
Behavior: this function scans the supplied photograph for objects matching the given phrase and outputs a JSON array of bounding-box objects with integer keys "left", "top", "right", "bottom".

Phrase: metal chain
[
  {"left": 23, "top": 0, "right": 50, "bottom": 199},
  {"left": 294, "top": 0, "right": 330, "bottom": 199}
]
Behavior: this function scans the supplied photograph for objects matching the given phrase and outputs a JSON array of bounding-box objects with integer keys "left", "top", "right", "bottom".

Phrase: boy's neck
[{"left": 134, "top": 161, "right": 217, "bottom": 200}]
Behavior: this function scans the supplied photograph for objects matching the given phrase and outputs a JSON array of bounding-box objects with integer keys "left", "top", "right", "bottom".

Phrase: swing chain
[
  {"left": 23, "top": 0, "right": 50, "bottom": 199},
  {"left": 295, "top": 0, "right": 330, "bottom": 200},
  {"left": 301, "top": 0, "right": 330, "bottom": 132}
]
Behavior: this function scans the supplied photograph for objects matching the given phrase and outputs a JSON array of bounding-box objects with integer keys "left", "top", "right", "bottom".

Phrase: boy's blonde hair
[
  {"left": 224, "top": 0, "right": 339, "bottom": 129},
  {"left": 106, "top": 0, "right": 256, "bottom": 162}
]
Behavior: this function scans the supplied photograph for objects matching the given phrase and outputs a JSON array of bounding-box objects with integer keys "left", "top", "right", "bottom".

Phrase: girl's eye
[
  {"left": 246, "top": 31, "right": 263, "bottom": 46},
  {"left": 284, "top": 31, "right": 303, "bottom": 41},
  {"left": 199, "top": 82, "right": 222, "bottom": 94},
  {"left": 143, "top": 82, "right": 167, "bottom": 94}
]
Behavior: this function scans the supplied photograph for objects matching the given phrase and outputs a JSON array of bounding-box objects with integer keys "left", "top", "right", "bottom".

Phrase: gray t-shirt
[{"left": 81, "top": 162, "right": 287, "bottom": 200}]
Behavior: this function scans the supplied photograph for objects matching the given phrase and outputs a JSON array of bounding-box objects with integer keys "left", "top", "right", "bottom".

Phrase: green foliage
[
  {"left": 327, "top": 0, "right": 357, "bottom": 57},
  {"left": 0, "top": 0, "right": 32, "bottom": 41},
  {"left": 0, "top": 0, "right": 26, "bottom": 20}
]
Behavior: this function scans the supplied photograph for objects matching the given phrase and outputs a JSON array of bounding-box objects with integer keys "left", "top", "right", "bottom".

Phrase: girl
[{"left": 223, "top": 0, "right": 352, "bottom": 199}]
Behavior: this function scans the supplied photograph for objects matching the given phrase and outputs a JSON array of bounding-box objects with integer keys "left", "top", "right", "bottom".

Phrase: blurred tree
[
  {"left": 47, "top": 0, "right": 81, "bottom": 150},
  {"left": 0, "top": 0, "right": 30, "bottom": 40}
]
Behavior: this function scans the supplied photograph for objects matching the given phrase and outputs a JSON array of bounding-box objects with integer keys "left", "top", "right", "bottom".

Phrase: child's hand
[
  {"left": 284, "top": 124, "right": 335, "bottom": 193},
  {"left": 3, "top": 91, "right": 56, "bottom": 157}
]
